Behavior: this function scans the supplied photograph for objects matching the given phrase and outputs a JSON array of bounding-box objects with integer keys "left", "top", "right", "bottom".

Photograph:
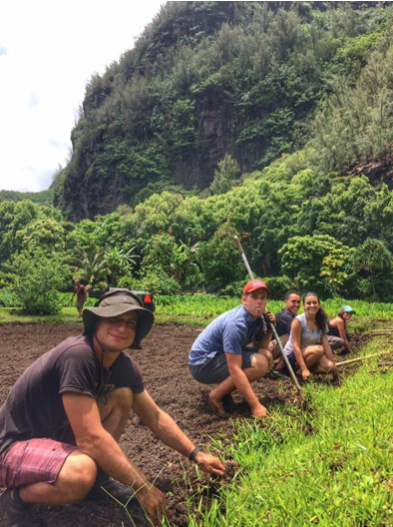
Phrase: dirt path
[{"left": 0, "top": 324, "right": 367, "bottom": 526}]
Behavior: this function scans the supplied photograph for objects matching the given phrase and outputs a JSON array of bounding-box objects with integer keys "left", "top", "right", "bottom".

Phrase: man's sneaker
[
  {"left": 86, "top": 472, "right": 137, "bottom": 505},
  {"left": 0, "top": 488, "right": 35, "bottom": 527}
]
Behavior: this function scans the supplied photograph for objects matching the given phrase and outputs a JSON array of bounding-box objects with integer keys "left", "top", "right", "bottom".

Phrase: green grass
[
  {"left": 0, "top": 306, "right": 85, "bottom": 325},
  {"left": 2, "top": 294, "right": 393, "bottom": 328},
  {"left": 155, "top": 295, "right": 393, "bottom": 329},
  {"left": 156, "top": 295, "right": 393, "bottom": 319},
  {"left": 182, "top": 336, "right": 393, "bottom": 527}
]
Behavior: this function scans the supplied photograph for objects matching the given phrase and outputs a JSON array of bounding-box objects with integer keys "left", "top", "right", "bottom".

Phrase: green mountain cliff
[{"left": 55, "top": 1, "right": 392, "bottom": 220}]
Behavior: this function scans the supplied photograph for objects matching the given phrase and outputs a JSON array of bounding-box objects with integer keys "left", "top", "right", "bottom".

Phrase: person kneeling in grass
[
  {"left": 188, "top": 279, "right": 275, "bottom": 418},
  {"left": 0, "top": 289, "right": 225, "bottom": 527},
  {"left": 269, "top": 290, "right": 301, "bottom": 361},
  {"left": 275, "top": 292, "right": 337, "bottom": 382},
  {"left": 327, "top": 305, "right": 355, "bottom": 355}
]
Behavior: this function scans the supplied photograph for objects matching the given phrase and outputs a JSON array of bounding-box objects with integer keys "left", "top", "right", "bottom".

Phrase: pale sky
[{"left": 0, "top": 0, "right": 166, "bottom": 192}]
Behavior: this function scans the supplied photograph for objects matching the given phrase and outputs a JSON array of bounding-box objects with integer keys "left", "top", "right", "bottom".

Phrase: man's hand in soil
[
  {"left": 194, "top": 452, "right": 226, "bottom": 476},
  {"left": 137, "top": 484, "right": 167, "bottom": 526},
  {"left": 251, "top": 402, "right": 268, "bottom": 418}
]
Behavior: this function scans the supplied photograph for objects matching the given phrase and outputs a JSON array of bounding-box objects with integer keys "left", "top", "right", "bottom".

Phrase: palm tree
[
  {"left": 104, "top": 246, "right": 138, "bottom": 286},
  {"left": 67, "top": 244, "right": 109, "bottom": 289}
]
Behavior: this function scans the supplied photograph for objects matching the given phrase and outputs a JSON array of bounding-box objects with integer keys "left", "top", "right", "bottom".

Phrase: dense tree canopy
[{"left": 3, "top": 151, "right": 393, "bottom": 301}]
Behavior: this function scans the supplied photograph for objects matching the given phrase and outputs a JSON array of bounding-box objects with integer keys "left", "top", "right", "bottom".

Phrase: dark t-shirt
[
  {"left": 328, "top": 322, "right": 350, "bottom": 341},
  {"left": 327, "top": 322, "right": 340, "bottom": 338},
  {"left": 0, "top": 335, "right": 144, "bottom": 455},
  {"left": 275, "top": 308, "right": 296, "bottom": 337},
  {"left": 74, "top": 285, "right": 87, "bottom": 303}
]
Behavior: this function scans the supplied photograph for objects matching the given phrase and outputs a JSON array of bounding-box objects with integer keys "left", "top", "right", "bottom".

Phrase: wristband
[{"left": 188, "top": 446, "right": 200, "bottom": 462}]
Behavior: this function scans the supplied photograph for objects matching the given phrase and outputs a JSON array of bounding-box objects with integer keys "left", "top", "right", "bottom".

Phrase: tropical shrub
[
  {"left": 197, "top": 226, "right": 245, "bottom": 292},
  {"left": 138, "top": 268, "right": 181, "bottom": 296},
  {"left": 0, "top": 288, "right": 19, "bottom": 308},
  {"left": 117, "top": 275, "right": 137, "bottom": 290},
  {"left": 264, "top": 275, "right": 296, "bottom": 300},
  {"left": 8, "top": 250, "right": 64, "bottom": 315},
  {"left": 279, "top": 234, "right": 353, "bottom": 298}
]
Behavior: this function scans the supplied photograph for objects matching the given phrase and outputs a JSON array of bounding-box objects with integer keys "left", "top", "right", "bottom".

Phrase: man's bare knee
[
  {"left": 57, "top": 451, "right": 97, "bottom": 502},
  {"left": 258, "top": 348, "right": 273, "bottom": 369},
  {"left": 252, "top": 353, "right": 270, "bottom": 376},
  {"left": 98, "top": 387, "right": 132, "bottom": 418},
  {"left": 106, "top": 387, "right": 132, "bottom": 408}
]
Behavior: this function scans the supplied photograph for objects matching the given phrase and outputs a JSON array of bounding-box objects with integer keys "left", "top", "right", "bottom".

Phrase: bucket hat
[{"left": 83, "top": 288, "right": 154, "bottom": 349}]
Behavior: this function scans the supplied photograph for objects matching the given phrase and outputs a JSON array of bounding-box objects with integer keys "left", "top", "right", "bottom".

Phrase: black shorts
[{"left": 189, "top": 350, "right": 256, "bottom": 384}]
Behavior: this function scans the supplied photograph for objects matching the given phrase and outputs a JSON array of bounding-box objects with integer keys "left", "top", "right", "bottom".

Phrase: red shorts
[{"left": 0, "top": 438, "right": 77, "bottom": 488}]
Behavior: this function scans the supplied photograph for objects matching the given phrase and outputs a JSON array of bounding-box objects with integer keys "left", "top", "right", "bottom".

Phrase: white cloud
[{"left": 0, "top": 0, "right": 165, "bottom": 192}]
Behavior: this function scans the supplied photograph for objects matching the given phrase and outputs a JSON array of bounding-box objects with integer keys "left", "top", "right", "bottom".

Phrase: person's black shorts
[
  {"left": 277, "top": 351, "right": 298, "bottom": 376},
  {"left": 189, "top": 350, "right": 256, "bottom": 384}
]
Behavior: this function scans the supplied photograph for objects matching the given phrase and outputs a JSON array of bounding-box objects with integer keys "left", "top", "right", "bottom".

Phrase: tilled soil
[{"left": 0, "top": 324, "right": 369, "bottom": 526}]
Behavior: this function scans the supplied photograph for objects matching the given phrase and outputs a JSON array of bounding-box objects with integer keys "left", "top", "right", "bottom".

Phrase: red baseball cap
[{"left": 243, "top": 279, "right": 270, "bottom": 295}]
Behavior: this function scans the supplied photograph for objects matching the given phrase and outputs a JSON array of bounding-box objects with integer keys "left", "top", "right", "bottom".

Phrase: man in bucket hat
[
  {"left": 189, "top": 280, "right": 275, "bottom": 418},
  {"left": 0, "top": 289, "right": 225, "bottom": 527}
]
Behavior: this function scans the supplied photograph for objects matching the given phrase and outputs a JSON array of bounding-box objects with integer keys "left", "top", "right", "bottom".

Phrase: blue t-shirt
[{"left": 189, "top": 305, "right": 266, "bottom": 366}]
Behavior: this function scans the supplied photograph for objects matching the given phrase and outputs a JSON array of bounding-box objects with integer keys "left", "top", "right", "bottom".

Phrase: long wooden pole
[{"left": 336, "top": 350, "right": 393, "bottom": 367}]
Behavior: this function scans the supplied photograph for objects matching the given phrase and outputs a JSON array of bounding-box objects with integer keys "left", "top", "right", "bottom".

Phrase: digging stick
[
  {"left": 234, "top": 236, "right": 302, "bottom": 394},
  {"left": 336, "top": 350, "right": 393, "bottom": 367}
]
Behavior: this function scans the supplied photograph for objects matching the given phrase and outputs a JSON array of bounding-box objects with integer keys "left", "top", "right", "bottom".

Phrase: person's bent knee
[
  {"left": 258, "top": 348, "right": 273, "bottom": 367},
  {"left": 105, "top": 387, "right": 132, "bottom": 409},
  {"left": 252, "top": 352, "right": 271, "bottom": 375},
  {"left": 57, "top": 451, "right": 97, "bottom": 502},
  {"left": 98, "top": 387, "right": 133, "bottom": 418},
  {"left": 324, "top": 359, "right": 335, "bottom": 372},
  {"left": 316, "top": 345, "right": 324, "bottom": 358}
]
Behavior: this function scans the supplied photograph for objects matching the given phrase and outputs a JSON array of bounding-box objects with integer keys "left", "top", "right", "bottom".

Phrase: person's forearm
[
  {"left": 258, "top": 330, "right": 273, "bottom": 349},
  {"left": 319, "top": 334, "right": 334, "bottom": 363},
  {"left": 77, "top": 429, "right": 152, "bottom": 494},
  {"left": 228, "top": 368, "right": 259, "bottom": 408},
  {"left": 293, "top": 346, "right": 307, "bottom": 371},
  {"left": 325, "top": 348, "right": 335, "bottom": 362},
  {"left": 143, "top": 409, "right": 196, "bottom": 458}
]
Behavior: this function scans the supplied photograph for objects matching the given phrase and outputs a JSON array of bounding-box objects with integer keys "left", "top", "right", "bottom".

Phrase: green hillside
[
  {"left": 0, "top": 189, "right": 53, "bottom": 206},
  {"left": 55, "top": 1, "right": 392, "bottom": 220}
]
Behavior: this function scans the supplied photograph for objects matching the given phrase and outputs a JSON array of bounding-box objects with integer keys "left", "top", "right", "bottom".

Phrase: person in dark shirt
[
  {"left": 269, "top": 290, "right": 301, "bottom": 360},
  {"left": 0, "top": 289, "right": 225, "bottom": 527},
  {"left": 71, "top": 279, "right": 87, "bottom": 317},
  {"left": 327, "top": 305, "right": 355, "bottom": 354}
]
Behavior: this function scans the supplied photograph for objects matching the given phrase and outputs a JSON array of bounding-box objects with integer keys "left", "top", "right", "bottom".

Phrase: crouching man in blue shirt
[{"left": 189, "top": 280, "right": 275, "bottom": 418}]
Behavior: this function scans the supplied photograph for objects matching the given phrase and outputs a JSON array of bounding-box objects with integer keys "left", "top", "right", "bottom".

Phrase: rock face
[
  {"left": 59, "top": 99, "right": 268, "bottom": 221},
  {"left": 61, "top": 138, "right": 127, "bottom": 219}
]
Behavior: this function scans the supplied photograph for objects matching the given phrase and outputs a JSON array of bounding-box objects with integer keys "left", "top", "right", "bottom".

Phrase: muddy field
[{"left": 0, "top": 324, "right": 368, "bottom": 526}]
